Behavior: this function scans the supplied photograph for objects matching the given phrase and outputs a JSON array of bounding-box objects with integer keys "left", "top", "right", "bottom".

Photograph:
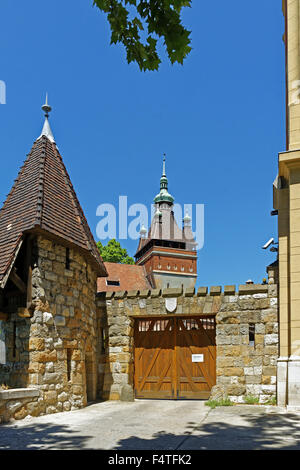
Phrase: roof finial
[
  {"left": 162, "top": 153, "right": 166, "bottom": 176},
  {"left": 38, "top": 93, "right": 55, "bottom": 143},
  {"left": 42, "top": 93, "right": 52, "bottom": 118}
]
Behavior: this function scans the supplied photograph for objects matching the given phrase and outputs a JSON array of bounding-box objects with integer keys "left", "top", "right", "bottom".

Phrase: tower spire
[
  {"left": 162, "top": 153, "right": 166, "bottom": 176},
  {"left": 153, "top": 153, "right": 174, "bottom": 205},
  {"left": 38, "top": 93, "right": 55, "bottom": 143}
]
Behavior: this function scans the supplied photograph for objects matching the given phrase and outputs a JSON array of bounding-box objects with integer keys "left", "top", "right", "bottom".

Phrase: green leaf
[{"left": 93, "top": 0, "right": 192, "bottom": 71}]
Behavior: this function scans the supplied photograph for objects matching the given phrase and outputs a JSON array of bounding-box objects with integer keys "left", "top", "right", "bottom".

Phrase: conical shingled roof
[{"left": 0, "top": 135, "right": 107, "bottom": 286}]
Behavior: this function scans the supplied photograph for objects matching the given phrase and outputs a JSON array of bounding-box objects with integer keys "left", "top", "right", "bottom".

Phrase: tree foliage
[
  {"left": 97, "top": 239, "right": 135, "bottom": 264},
  {"left": 93, "top": 0, "right": 192, "bottom": 71}
]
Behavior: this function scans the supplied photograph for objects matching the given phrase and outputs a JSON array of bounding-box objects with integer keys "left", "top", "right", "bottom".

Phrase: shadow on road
[
  {"left": 113, "top": 410, "right": 300, "bottom": 450},
  {"left": 1, "top": 408, "right": 300, "bottom": 450},
  {"left": 0, "top": 422, "right": 92, "bottom": 450}
]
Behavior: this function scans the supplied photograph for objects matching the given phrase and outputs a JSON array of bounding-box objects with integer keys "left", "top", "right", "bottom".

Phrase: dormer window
[{"left": 106, "top": 279, "right": 120, "bottom": 287}]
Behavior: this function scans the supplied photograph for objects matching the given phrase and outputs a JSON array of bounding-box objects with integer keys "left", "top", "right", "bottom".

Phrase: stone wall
[
  {"left": 0, "top": 235, "right": 99, "bottom": 421},
  {"left": 97, "top": 283, "right": 278, "bottom": 403},
  {"left": 212, "top": 283, "right": 278, "bottom": 403},
  {"left": 0, "top": 388, "right": 40, "bottom": 423}
]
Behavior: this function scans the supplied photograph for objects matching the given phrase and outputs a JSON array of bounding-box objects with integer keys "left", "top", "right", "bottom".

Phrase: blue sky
[{"left": 0, "top": 0, "right": 285, "bottom": 287}]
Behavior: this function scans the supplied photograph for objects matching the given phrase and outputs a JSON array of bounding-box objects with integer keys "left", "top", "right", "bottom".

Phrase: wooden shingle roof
[{"left": 0, "top": 135, "right": 107, "bottom": 285}]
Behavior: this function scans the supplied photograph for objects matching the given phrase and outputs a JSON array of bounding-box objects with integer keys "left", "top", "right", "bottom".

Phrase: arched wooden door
[{"left": 134, "top": 316, "right": 216, "bottom": 399}]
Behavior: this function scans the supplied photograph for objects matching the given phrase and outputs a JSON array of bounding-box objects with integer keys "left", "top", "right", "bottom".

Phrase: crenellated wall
[{"left": 97, "top": 283, "right": 278, "bottom": 403}]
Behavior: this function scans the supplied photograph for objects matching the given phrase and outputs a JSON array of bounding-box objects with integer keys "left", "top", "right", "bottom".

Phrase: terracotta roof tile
[{"left": 97, "top": 262, "right": 150, "bottom": 292}]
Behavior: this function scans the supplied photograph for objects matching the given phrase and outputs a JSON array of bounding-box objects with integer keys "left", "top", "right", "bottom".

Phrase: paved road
[{"left": 0, "top": 400, "right": 300, "bottom": 450}]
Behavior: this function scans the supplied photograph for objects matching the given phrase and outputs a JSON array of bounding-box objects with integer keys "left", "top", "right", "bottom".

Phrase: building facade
[{"left": 274, "top": 0, "right": 300, "bottom": 407}]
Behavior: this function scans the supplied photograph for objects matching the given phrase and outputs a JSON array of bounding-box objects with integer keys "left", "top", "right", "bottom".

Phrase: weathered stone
[
  {"left": 120, "top": 384, "right": 134, "bottom": 402},
  {"left": 54, "top": 315, "right": 66, "bottom": 327},
  {"left": 44, "top": 391, "right": 57, "bottom": 405},
  {"left": 29, "top": 337, "right": 45, "bottom": 351}
]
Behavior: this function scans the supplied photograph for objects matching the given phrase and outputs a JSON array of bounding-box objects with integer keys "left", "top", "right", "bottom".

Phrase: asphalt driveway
[{"left": 0, "top": 400, "right": 300, "bottom": 450}]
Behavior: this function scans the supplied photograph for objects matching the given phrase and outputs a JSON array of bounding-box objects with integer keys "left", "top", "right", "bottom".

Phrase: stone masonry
[
  {"left": 97, "top": 283, "right": 278, "bottom": 404},
  {"left": 0, "top": 235, "right": 99, "bottom": 421}
]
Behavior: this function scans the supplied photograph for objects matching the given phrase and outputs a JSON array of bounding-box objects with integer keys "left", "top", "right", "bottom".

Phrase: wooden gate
[{"left": 134, "top": 316, "right": 216, "bottom": 399}]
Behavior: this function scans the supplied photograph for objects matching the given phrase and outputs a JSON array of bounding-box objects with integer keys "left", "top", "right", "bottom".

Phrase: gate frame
[{"left": 133, "top": 314, "right": 217, "bottom": 400}]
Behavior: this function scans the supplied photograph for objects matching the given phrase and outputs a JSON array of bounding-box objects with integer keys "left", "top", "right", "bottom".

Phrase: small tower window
[
  {"left": 66, "top": 248, "right": 70, "bottom": 270},
  {"left": 249, "top": 324, "right": 255, "bottom": 346},
  {"left": 67, "top": 349, "right": 72, "bottom": 381},
  {"left": 100, "top": 328, "right": 106, "bottom": 354},
  {"left": 12, "top": 321, "right": 17, "bottom": 359}
]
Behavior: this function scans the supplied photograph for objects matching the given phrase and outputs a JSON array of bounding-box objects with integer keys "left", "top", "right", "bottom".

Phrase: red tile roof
[
  {"left": 0, "top": 135, "right": 107, "bottom": 285},
  {"left": 97, "top": 262, "right": 150, "bottom": 292}
]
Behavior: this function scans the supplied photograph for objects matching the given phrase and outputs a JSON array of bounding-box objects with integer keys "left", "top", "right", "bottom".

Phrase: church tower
[
  {"left": 274, "top": 0, "right": 300, "bottom": 407},
  {"left": 135, "top": 156, "right": 197, "bottom": 289}
]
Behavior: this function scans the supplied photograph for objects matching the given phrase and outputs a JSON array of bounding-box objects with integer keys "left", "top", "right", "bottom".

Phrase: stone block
[
  {"left": 197, "top": 287, "right": 208, "bottom": 297},
  {"left": 127, "top": 290, "right": 139, "bottom": 298},
  {"left": 224, "top": 286, "right": 236, "bottom": 295},
  {"left": 44, "top": 391, "right": 57, "bottom": 405},
  {"left": 210, "top": 286, "right": 222, "bottom": 296},
  {"left": 114, "top": 291, "right": 127, "bottom": 299},
  {"left": 150, "top": 289, "right": 161, "bottom": 298},
  {"left": 54, "top": 315, "right": 66, "bottom": 327},
  {"left": 261, "top": 309, "right": 278, "bottom": 323},
  {"left": 120, "top": 384, "right": 134, "bottom": 402},
  {"left": 29, "top": 338, "right": 45, "bottom": 351},
  {"left": 184, "top": 287, "right": 195, "bottom": 297},
  {"left": 238, "top": 284, "right": 268, "bottom": 295},
  {"left": 162, "top": 288, "right": 182, "bottom": 298},
  {"left": 139, "top": 290, "right": 150, "bottom": 298},
  {"left": 43, "top": 312, "right": 54, "bottom": 325},
  {"left": 14, "top": 407, "right": 28, "bottom": 420},
  {"left": 106, "top": 292, "right": 115, "bottom": 300},
  {"left": 0, "top": 389, "right": 40, "bottom": 400},
  {"left": 226, "top": 384, "right": 246, "bottom": 396}
]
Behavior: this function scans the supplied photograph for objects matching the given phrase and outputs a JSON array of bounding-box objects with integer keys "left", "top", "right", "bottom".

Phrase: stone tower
[
  {"left": 274, "top": 0, "right": 300, "bottom": 407},
  {"left": 0, "top": 99, "right": 107, "bottom": 418},
  {"left": 135, "top": 156, "right": 197, "bottom": 289}
]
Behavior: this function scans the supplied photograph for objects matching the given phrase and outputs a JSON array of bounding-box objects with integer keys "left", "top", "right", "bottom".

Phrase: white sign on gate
[{"left": 192, "top": 354, "right": 204, "bottom": 363}]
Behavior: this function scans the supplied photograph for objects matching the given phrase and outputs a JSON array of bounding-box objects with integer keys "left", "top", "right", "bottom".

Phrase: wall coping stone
[
  {"left": 210, "top": 286, "right": 222, "bottom": 296},
  {"left": 224, "top": 285, "right": 236, "bottom": 295},
  {"left": 114, "top": 291, "right": 127, "bottom": 299},
  {"left": 150, "top": 289, "right": 161, "bottom": 298},
  {"left": 105, "top": 292, "right": 114, "bottom": 300},
  {"left": 127, "top": 290, "right": 140, "bottom": 298},
  {"left": 162, "top": 287, "right": 183, "bottom": 298},
  {"left": 0, "top": 388, "right": 40, "bottom": 401},
  {"left": 238, "top": 284, "right": 269, "bottom": 294},
  {"left": 139, "top": 289, "right": 150, "bottom": 298},
  {"left": 100, "top": 283, "right": 276, "bottom": 300},
  {"left": 184, "top": 287, "right": 195, "bottom": 297},
  {"left": 197, "top": 287, "right": 208, "bottom": 296}
]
